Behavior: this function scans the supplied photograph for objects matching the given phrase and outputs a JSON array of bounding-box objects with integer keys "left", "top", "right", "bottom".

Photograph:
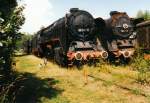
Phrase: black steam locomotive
[
  {"left": 96, "top": 11, "right": 142, "bottom": 63},
  {"left": 31, "top": 8, "right": 108, "bottom": 66}
]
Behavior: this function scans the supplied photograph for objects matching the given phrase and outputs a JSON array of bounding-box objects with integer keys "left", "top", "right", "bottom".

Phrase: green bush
[
  {"left": 0, "top": 0, "right": 25, "bottom": 102},
  {"left": 132, "top": 49, "right": 150, "bottom": 84}
]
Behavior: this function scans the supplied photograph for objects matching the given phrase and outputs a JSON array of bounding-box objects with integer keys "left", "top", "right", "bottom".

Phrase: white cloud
[{"left": 19, "top": 0, "right": 54, "bottom": 34}]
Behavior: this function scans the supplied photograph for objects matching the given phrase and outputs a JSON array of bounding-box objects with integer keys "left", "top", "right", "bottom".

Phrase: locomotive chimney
[
  {"left": 70, "top": 8, "right": 79, "bottom": 13},
  {"left": 110, "top": 11, "right": 119, "bottom": 16}
]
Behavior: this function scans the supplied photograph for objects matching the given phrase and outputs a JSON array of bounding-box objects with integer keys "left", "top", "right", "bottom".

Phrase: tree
[
  {"left": 136, "top": 10, "right": 150, "bottom": 20},
  {"left": 0, "top": 0, "right": 25, "bottom": 102},
  {"left": 16, "top": 32, "right": 32, "bottom": 50},
  {"left": 144, "top": 10, "right": 150, "bottom": 20},
  {"left": 0, "top": 5, "right": 25, "bottom": 76},
  {"left": 136, "top": 10, "right": 144, "bottom": 18}
]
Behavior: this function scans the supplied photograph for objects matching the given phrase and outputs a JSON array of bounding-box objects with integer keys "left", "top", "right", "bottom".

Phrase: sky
[{"left": 18, "top": 0, "right": 150, "bottom": 34}]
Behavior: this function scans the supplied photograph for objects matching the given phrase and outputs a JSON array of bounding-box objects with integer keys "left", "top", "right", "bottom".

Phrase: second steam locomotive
[{"left": 96, "top": 11, "right": 143, "bottom": 63}]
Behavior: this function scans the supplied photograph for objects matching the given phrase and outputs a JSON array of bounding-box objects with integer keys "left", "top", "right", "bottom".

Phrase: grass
[{"left": 14, "top": 55, "right": 150, "bottom": 103}]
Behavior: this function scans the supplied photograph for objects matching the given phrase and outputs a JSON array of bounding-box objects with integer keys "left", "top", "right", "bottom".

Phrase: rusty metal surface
[
  {"left": 137, "top": 21, "right": 150, "bottom": 50},
  {"left": 67, "top": 50, "right": 107, "bottom": 61},
  {"left": 67, "top": 41, "right": 108, "bottom": 61},
  {"left": 136, "top": 20, "right": 150, "bottom": 27},
  {"left": 100, "top": 11, "right": 137, "bottom": 59},
  {"left": 144, "top": 54, "right": 150, "bottom": 60},
  {"left": 110, "top": 11, "right": 130, "bottom": 27},
  {"left": 111, "top": 48, "right": 135, "bottom": 58}
]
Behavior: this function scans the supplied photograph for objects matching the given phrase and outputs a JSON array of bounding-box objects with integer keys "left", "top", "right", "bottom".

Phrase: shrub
[{"left": 132, "top": 49, "right": 150, "bottom": 84}]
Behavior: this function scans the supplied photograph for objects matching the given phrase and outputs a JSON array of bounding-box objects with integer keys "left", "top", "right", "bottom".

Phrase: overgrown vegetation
[
  {"left": 135, "top": 10, "right": 150, "bottom": 84},
  {"left": 0, "top": 0, "right": 25, "bottom": 103},
  {"left": 132, "top": 49, "right": 150, "bottom": 84},
  {"left": 14, "top": 55, "right": 150, "bottom": 103}
]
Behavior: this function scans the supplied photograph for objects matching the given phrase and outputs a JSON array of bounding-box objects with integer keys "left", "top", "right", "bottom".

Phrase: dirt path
[{"left": 15, "top": 55, "right": 150, "bottom": 103}]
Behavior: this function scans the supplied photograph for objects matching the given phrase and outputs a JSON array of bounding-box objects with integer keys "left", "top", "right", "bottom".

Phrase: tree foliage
[
  {"left": 0, "top": 0, "right": 25, "bottom": 102},
  {"left": 16, "top": 32, "right": 32, "bottom": 50},
  {"left": 0, "top": 5, "right": 25, "bottom": 75},
  {"left": 0, "top": 0, "right": 17, "bottom": 26},
  {"left": 136, "top": 10, "right": 150, "bottom": 20}
]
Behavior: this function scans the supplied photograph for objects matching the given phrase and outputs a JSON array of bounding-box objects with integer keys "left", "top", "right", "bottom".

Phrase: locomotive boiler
[
  {"left": 97, "top": 11, "right": 142, "bottom": 63},
  {"left": 32, "top": 8, "right": 108, "bottom": 66}
]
